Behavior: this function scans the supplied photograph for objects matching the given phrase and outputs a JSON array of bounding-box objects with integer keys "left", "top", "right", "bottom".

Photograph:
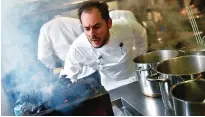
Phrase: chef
[
  {"left": 60, "top": 1, "right": 147, "bottom": 91},
  {"left": 37, "top": 16, "right": 84, "bottom": 74}
]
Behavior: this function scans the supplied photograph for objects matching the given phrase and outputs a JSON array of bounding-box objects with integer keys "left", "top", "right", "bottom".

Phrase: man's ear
[{"left": 108, "top": 18, "right": 112, "bottom": 29}]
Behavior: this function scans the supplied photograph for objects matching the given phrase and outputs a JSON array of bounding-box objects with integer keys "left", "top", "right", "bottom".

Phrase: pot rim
[
  {"left": 170, "top": 79, "right": 205, "bottom": 104},
  {"left": 133, "top": 50, "right": 179, "bottom": 64},
  {"left": 179, "top": 44, "right": 205, "bottom": 52},
  {"left": 155, "top": 55, "right": 205, "bottom": 76}
]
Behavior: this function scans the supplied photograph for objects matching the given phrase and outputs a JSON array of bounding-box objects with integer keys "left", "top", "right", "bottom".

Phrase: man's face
[{"left": 81, "top": 8, "right": 112, "bottom": 48}]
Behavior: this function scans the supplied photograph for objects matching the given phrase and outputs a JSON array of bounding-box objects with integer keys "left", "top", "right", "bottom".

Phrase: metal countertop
[{"left": 109, "top": 81, "right": 175, "bottom": 116}]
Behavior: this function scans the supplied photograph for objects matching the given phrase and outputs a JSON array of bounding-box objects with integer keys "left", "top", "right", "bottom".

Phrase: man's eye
[
  {"left": 84, "top": 28, "right": 90, "bottom": 31},
  {"left": 94, "top": 26, "right": 100, "bottom": 29}
]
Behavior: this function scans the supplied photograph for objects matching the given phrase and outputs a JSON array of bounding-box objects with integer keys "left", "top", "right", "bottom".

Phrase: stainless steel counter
[{"left": 109, "top": 81, "right": 175, "bottom": 116}]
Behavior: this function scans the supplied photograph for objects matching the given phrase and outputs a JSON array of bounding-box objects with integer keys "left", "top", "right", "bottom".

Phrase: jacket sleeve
[
  {"left": 37, "top": 25, "right": 62, "bottom": 69},
  {"left": 109, "top": 10, "right": 137, "bottom": 21},
  {"left": 60, "top": 45, "right": 96, "bottom": 82},
  {"left": 59, "top": 45, "right": 83, "bottom": 82}
]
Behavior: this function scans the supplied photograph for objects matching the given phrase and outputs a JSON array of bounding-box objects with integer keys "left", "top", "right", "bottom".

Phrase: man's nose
[{"left": 89, "top": 28, "right": 96, "bottom": 37}]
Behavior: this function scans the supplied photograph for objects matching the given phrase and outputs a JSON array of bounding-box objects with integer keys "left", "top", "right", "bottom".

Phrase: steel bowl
[
  {"left": 133, "top": 50, "right": 180, "bottom": 97},
  {"left": 147, "top": 55, "right": 205, "bottom": 110},
  {"left": 170, "top": 79, "right": 205, "bottom": 116}
]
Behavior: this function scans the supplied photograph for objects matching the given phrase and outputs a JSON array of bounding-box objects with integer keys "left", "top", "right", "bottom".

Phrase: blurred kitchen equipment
[
  {"left": 133, "top": 50, "right": 180, "bottom": 97},
  {"left": 185, "top": 4, "right": 204, "bottom": 44},
  {"left": 143, "top": 8, "right": 163, "bottom": 46},
  {"left": 179, "top": 43, "right": 205, "bottom": 56},
  {"left": 112, "top": 97, "right": 143, "bottom": 116},
  {"left": 170, "top": 79, "right": 205, "bottom": 116},
  {"left": 147, "top": 55, "right": 205, "bottom": 110}
]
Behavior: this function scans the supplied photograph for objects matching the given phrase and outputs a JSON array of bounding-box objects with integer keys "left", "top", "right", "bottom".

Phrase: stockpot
[
  {"left": 147, "top": 55, "right": 205, "bottom": 110},
  {"left": 179, "top": 44, "right": 205, "bottom": 56},
  {"left": 170, "top": 79, "right": 205, "bottom": 116},
  {"left": 133, "top": 50, "right": 180, "bottom": 97}
]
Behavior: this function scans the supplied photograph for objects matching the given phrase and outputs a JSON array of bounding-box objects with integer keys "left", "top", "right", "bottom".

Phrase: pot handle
[
  {"left": 178, "top": 49, "right": 185, "bottom": 53},
  {"left": 146, "top": 73, "right": 169, "bottom": 82},
  {"left": 178, "top": 50, "right": 186, "bottom": 56},
  {"left": 135, "top": 66, "right": 152, "bottom": 72}
]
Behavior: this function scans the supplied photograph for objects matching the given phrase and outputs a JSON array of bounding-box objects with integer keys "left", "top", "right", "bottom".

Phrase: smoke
[
  {"left": 1, "top": 0, "right": 60, "bottom": 115},
  {"left": 1, "top": 0, "right": 204, "bottom": 115},
  {"left": 1, "top": 1, "right": 102, "bottom": 115}
]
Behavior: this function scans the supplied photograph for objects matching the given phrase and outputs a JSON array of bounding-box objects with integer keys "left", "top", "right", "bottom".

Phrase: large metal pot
[
  {"left": 170, "top": 79, "right": 205, "bottom": 116},
  {"left": 147, "top": 55, "right": 205, "bottom": 110},
  {"left": 179, "top": 44, "right": 205, "bottom": 56},
  {"left": 133, "top": 50, "right": 180, "bottom": 97}
]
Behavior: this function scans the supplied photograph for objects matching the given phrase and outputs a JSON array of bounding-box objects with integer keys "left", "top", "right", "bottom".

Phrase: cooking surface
[
  {"left": 109, "top": 81, "right": 175, "bottom": 116},
  {"left": 112, "top": 98, "right": 143, "bottom": 116}
]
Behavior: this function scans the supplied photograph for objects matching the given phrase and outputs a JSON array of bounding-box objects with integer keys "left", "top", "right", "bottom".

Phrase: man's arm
[
  {"left": 60, "top": 44, "right": 97, "bottom": 82},
  {"left": 60, "top": 45, "right": 83, "bottom": 82},
  {"left": 37, "top": 25, "right": 63, "bottom": 70}
]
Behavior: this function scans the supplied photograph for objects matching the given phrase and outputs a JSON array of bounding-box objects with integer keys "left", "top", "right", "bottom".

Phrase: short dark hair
[{"left": 78, "top": 1, "right": 110, "bottom": 23}]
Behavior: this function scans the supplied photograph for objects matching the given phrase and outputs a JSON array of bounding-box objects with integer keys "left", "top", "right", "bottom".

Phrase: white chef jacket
[
  {"left": 60, "top": 18, "right": 147, "bottom": 91},
  {"left": 109, "top": 10, "right": 137, "bottom": 21},
  {"left": 109, "top": 10, "right": 147, "bottom": 57},
  {"left": 37, "top": 17, "right": 83, "bottom": 69}
]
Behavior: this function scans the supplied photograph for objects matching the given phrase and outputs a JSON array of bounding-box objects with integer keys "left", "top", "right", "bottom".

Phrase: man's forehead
[
  {"left": 82, "top": 7, "right": 100, "bottom": 14},
  {"left": 81, "top": 7, "right": 102, "bottom": 19},
  {"left": 81, "top": 8, "right": 103, "bottom": 27},
  {"left": 83, "top": 23, "right": 101, "bottom": 28}
]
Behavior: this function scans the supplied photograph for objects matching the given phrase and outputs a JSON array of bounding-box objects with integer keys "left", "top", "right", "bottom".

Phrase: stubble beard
[{"left": 89, "top": 29, "right": 110, "bottom": 48}]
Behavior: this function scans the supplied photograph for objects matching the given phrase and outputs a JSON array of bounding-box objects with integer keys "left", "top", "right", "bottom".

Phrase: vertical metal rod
[
  {"left": 185, "top": 5, "right": 202, "bottom": 44},
  {"left": 188, "top": 5, "right": 204, "bottom": 43}
]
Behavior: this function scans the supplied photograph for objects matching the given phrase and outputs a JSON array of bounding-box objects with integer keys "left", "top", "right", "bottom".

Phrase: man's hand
[{"left": 53, "top": 67, "right": 63, "bottom": 75}]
